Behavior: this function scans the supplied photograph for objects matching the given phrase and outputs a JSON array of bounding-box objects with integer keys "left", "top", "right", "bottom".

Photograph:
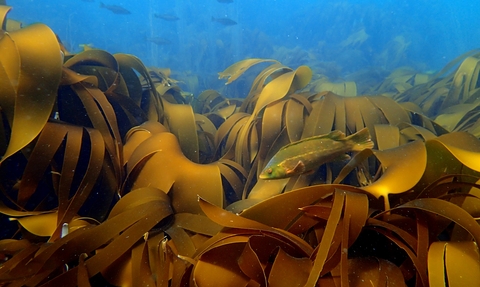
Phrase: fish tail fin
[{"left": 347, "top": 127, "right": 374, "bottom": 151}]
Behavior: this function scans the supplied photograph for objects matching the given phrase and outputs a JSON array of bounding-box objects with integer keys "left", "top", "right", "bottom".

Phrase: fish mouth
[{"left": 258, "top": 173, "right": 268, "bottom": 179}]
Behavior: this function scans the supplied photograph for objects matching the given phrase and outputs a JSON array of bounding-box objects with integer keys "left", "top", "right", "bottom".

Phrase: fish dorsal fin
[
  {"left": 307, "top": 130, "right": 345, "bottom": 141},
  {"left": 278, "top": 130, "right": 346, "bottom": 152},
  {"left": 327, "top": 130, "right": 345, "bottom": 140},
  {"left": 286, "top": 160, "right": 305, "bottom": 175}
]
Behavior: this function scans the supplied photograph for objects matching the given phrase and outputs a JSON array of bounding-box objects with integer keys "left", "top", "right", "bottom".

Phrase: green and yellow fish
[{"left": 259, "top": 128, "right": 374, "bottom": 179}]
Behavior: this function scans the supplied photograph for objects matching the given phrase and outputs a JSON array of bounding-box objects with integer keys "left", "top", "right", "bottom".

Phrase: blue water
[{"left": 7, "top": 0, "right": 480, "bottom": 93}]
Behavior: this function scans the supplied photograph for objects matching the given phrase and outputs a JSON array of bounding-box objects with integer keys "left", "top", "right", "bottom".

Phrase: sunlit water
[{"left": 8, "top": 0, "right": 480, "bottom": 94}]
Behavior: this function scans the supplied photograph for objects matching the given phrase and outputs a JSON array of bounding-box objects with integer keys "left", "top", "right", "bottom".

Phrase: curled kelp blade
[
  {"left": 0, "top": 187, "right": 173, "bottom": 286},
  {"left": 243, "top": 184, "right": 366, "bottom": 231},
  {"left": 437, "top": 103, "right": 480, "bottom": 137},
  {"left": 122, "top": 120, "right": 168, "bottom": 165},
  {"left": 428, "top": 241, "right": 480, "bottom": 287},
  {"left": 114, "top": 53, "right": 163, "bottom": 122},
  {"left": 215, "top": 159, "right": 248, "bottom": 204},
  {"left": 101, "top": 192, "right": 224, "bottom": 286},
  {"left": 239, "top": 62, "right": 290, "bottom": 114},
  {"left": 195, "top": 114, "right": 217, "bottom": 163},
  {"left": 340, "top": 257, "right": 406, "bottom": 287},
  {"left": 421, "top": 131, "right": 480, "bottom": 190},
  {"left": 214, "top": 112, "right": 250, "bottom": 159},
  {"left": 380, "top": 197, "right": 480, "bottom": 286},
  {"left": 124, "top": 131, "right": 224, "bottom": 214},
  {"left": 218, "top": 58, "right": 279, "bottom": 85},
  {"left": 382, "top": 50, "right": 480, "bottom": 118},
  {"left": 162, "top": 100, "right": 200, "bottom": 163},
  {"left": 197, "top": 197, "right": 313, "bottom": 253},
  {"left": 61, "top": 52, "right": 130, "bottom": 187},
  {"left": 9, "top": 212, "right": 95, "bottom": 239},
  {"left": 0, "top": 22, "right": 62, "bottom": 163},
  {"left": 309, "top": 76, "right": 357, "bottom": 97},
  {"left": 193, "top": 89, "right": 226, "bottom": 114},
  {"left": 0, "top": 5, "right": 11, "bottom": 29},
  {"left": 3, "top": 122, "right": 111, "bottom": 241},
  {"left": 234, "top": 65, "right": 312, "bottom": 170},
  {"left": 189, "top": 197, "right": 317, "bottom": 286},
  {"left": 302, "top": 93, "right": 412, "bottom": 140},
  {"left": 441, "top": 54, "right": 480, "bottom": 111},
  {"left": 361, "top": 140, "right": 426, "bottom": 206}
]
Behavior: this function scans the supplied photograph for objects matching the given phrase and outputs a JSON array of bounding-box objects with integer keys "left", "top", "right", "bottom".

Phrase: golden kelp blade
[
  {"left": 344, "top": 257, "right": 406, "bottom": 286},
  {"left": 125, "top": 132, "right": 224, "bottom": 214},
  {"left": 421, "top": 131, "right": 480, "bottom": 188},
  {"left": 5, "top": 19, "right": 21, "bottom": 31},
  {"left": 114, "top": 53, "right": 163, "bottom": 122},
  {"left": 234, "top": 65, "right": 312, "bottom": 169},
  {"left": 310, "top": 77, "right": 357, "bottom": 97},
  {"left": 163, "top": 100, "right": 200, "bottom": 163},
  {"left": 9, "top": 212, "right": 94, "bottom": 238},
  {"left": 0, "top": 188, "right": 172, "bottom": 286},
  {"left": 2, "top": 121, "right": 107, "bottom": 241},
  {"left": 0, "top": 5, "right": 11, "bottom": 30},
  {"left": 239, "top": 62, "right": 290, "bottom": 113},
  {"left": 3, "top": 6, "right": 480, "bottom": 284},
  {"left": 0, "top": 23, "right": 62, "bottom": 163},
  {"left": 361, "top": 140, "right": 426, "bottom": 201},
  {"left": 428, "top": 241, "right": 480, "bottom": 287},
  {"left": 191, "top": 197, "right": 316, "bottom": 286},
  {"left": 122, "top": 120, "right": 168, "bottom": 164},
  {"left": 218, "top": 58, "right": 279, "bottom": 85}
]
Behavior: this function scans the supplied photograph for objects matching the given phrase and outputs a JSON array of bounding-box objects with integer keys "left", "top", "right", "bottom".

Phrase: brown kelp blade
[
  {"left": 0, "top": 22, "right": 62, "bottom": 163},
  {"left": 218, "top": 58, "right": 279, "bottom": 85},
  {"left": 428, "top": 241, "right": 480, "bottom": 286}
]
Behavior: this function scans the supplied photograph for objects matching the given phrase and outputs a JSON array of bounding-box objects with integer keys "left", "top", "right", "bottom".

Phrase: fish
[
  {"left": 154, "top": 13, "right": 179, "bottom": 21},
  {"left": 211, "top": 16, "right": 237, "bottom": 26},
  {"left": 100, "top": 2, "right": 131, "bottom": 14},
  {"left": 146, "top": 37, "right": 172, "bottom": 45},
  {"left": 217, "top": 0, "right": 234, "bottom": 3},
  {"left": 259, "top": 128, "right": 374, "bottom": 180}
]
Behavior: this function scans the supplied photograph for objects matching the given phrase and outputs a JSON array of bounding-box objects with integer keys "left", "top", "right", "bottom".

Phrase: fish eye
[{"left": 267, "top": 168, "right": 272, "bottom": 174}]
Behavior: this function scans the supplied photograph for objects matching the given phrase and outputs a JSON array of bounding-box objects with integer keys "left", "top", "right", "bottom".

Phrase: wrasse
[
  {"left": 259, "top": 128, "right": 374, "bottom": 179},
  {"left": 100, "top": 2, "right": 131, "bottom": 14},
  {"left": 146, "top": 37, "right": 172, "bottom": 45},
  {"left": 154, "top": 13, "right": 179, "bottom": 21},
  {"left": 211, "top": 16, "right": 237, "bottom": 26}
]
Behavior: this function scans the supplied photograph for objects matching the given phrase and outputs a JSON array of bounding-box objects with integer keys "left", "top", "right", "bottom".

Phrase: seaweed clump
[{"left": 1, "top": 4, "right": 480, "bottom": 287}]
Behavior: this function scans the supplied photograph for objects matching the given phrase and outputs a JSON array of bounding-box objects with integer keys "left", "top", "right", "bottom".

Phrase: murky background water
[{"left": 8, "top": 0, "right": 480, "bottom": 95}]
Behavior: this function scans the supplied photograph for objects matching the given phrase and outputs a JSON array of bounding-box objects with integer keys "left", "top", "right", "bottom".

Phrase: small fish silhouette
[
  {"left": 146, "top": 37, "right": 172, "bottom": 45},
  {"left": 211, "top": 16, "right": 237, "bottom": 26},
  {"left": 154, "top": 13, "right": 179, "bottom": 21},
  {"left": 100, "top": 2, "right": 131, "bottom": 14}
]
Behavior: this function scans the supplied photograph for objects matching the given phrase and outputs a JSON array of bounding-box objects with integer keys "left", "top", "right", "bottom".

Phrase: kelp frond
[{"left": 1, "top": 5, "right": 480, "bottom": 287}]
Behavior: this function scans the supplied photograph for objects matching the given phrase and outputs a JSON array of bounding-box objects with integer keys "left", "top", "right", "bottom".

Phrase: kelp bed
[{"left": 1, "top": 5, "right": 480, "bottom": 287}]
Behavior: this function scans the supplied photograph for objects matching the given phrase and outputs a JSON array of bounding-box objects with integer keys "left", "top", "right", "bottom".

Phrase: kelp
[
  {"left": 2, "top": 5, "right": 480, "bottom": 287},
  {"left": 308, "top": 76, "right": 357, "bottom": 97}
]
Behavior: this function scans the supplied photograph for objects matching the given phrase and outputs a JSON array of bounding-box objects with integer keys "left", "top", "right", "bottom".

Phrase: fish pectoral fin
[{"left": 286, "top": 161, "right": 306, "bottom": 175}]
